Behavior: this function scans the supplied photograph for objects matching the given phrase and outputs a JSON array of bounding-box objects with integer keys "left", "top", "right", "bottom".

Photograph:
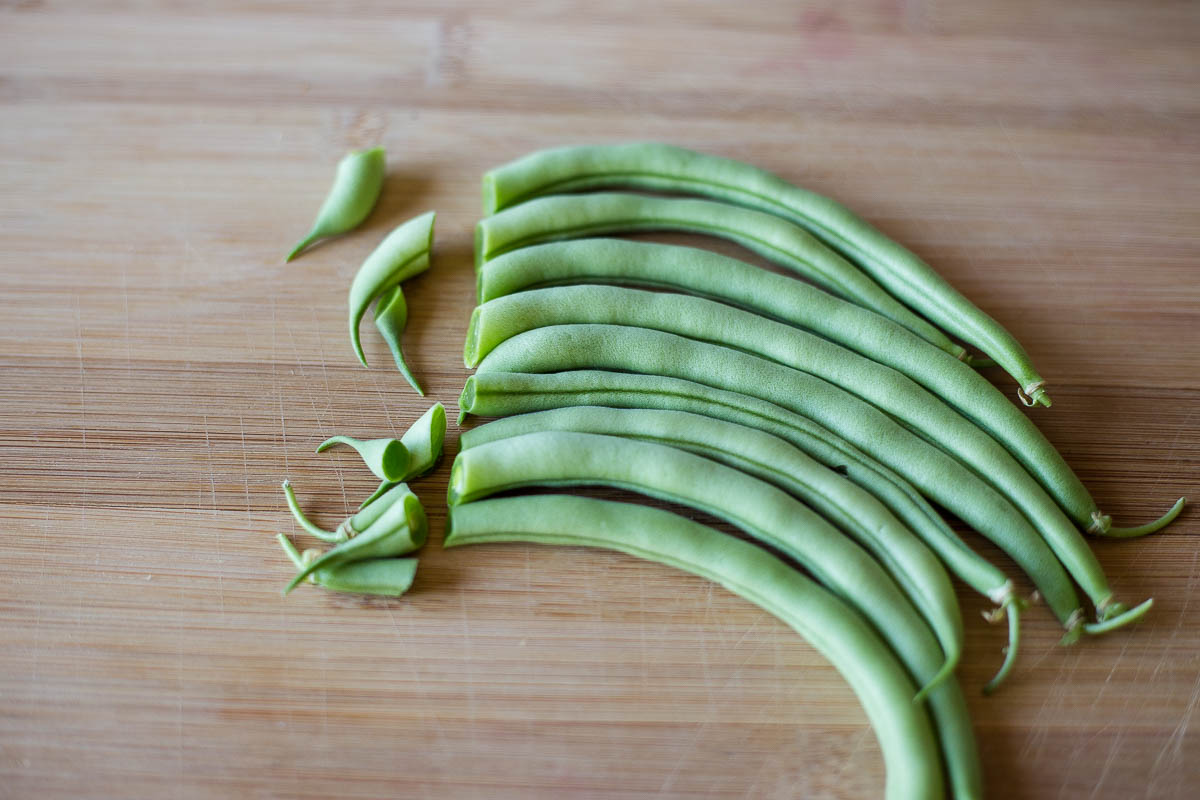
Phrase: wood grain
[{"left": 1, "top": 2, "right": 1197, "bottom": 798}]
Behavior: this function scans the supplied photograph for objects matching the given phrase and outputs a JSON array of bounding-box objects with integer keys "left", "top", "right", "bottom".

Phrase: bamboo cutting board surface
[{"left": 1, "top": 2, "right": 1198, "bottom": 798}]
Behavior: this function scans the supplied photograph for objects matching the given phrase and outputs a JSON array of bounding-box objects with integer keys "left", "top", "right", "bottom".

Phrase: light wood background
[{"left": 1, "top": 2, "right": 1197, "bottom": 798}]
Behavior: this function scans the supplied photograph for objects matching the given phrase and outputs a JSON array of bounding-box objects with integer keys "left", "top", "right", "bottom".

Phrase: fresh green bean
[
  {"left": 277, "top": 533, "right": 418, "bottom": 597},
  {"left": 471, "top": 326, "right": 1098, "bottom": 631},
  {"left": 285, "top": 482, "right": 426, "bottom": 593},
  {"left": 349, "top": 211, "right": 435, "bottom": 366},
  {"left": 447, "top": 494, "right": 952, "bottom": 799},
  {"left": 451, "top": 430, "right": 957, "bottom": 702},
  {"left": 316, "top": 434, "right": 408, "bottom": 482},
  {"left": 460, "top": 405, "right": 966, "bottom": 684},
  {"left": 481, "top": 142, "right": 1044, "bottom": 402},
  {"left": 359, "top": 403, "right": 447, "bottom": 509},
  {"left": 282, "top": 479, "right": 416, "bottom": 544},
  {"left": 373, "top": 285, "right": 424, "bottom": 395},
  {"left": 286, "top": 147, "right": 385, "bottom": 261},
  {"left": 476, "top": 240, "right": 1184, "bottom": 537},
  {"left": 475, "top": 192, "right": 966, "bottom": 358}
]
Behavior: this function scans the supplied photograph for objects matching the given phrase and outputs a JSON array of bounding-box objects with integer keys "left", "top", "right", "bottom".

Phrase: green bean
[
  {"left": 471, "top": 326, "right": 1096, "bottom": 631},
  {"left": 476, "top": 240, "right": 1185, "bottom": 537},
  {"left": 285, "top": 482, "right": 426, "bottom": 594},
  {"left": 475, "top": 192, "right": 965, "bottom": 357},
  {"left": 482, "top": 142, "right": 1044, "bottom": 401},
  {"left": 349, "top": 211, "right": 435, "bottom": 366},
  {"left": 316, "top": 434, "right": 408, "bottom": 482},
  {"left": 373, "top": 285, "right": 423, "bottom": 395},
  {"left": 286, "top": 147, "right": 385, "bottom": 262},
  {"left": 359, "top": 402, "right": 447, "bottom": 509},
  {"left": 460, "top": 405, "right": 966, "bottom": 685},
  {"left": 277, "top": 533, "right": 418, "bottom": 597},
  {"left": 448, "top": 448, "right": 975, "bottom": 798},
  {"left": 447, "top": 495, "right": 951, "bottom": 799},
  {"left": 281, "top": 479, "right": 415, "bottom": 544},
  {"left": 452, "top": 430, "right": 954, "bottom": 697},
  {"left": 467, "top": 285, "right": 1176, "bottom": 607}
]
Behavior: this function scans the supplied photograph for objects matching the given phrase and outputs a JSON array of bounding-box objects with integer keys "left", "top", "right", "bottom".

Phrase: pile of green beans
[
  {"left": 447, "top": 143, "right": 1184, "bottom": 796},
  {"left": 278, "top": 403, "right": 446, "bottom": 598}
]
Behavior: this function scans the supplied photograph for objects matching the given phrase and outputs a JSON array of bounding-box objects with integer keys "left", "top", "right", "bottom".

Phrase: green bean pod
[
  {"left": 481, "top": 142, "right": 1045, "bottom": 403},
  {"left": 316, "top": 434, "right": 408, "bottom": 482},
  {"left": 471, "top": 326, "right": 1087, "bottom": 629},
  {"left": 286, "top": 147, "right": 385, "bottom": 261},
  {"left": 448, "top": 444, "right": 976, "bottom": 799},
  {"left": 448, "top": 495, "right": 953, "bottom": 799},
  {"left": 284, "top": 482, "right": 427, "bottom": 594},
  {"left": 476, "top": 240, "right": 1184, "bottom": 537},
  {"left": 359, "top": 402, "right": 447, "bottom": 510},
  {"left": 277, "top": 534, "right": 418, "bottom": 597},
  {"left": 348, "top": 211, "right": 435, "bottom": 366},
  {"left": 281, "top": 479, "right": 418, "bottom": 544},
  {"left": 460, "top": 405, "right": 965, "bottom": 684},
  {"left": 475, "top": 192, "right": 964, "bottom": 357},
  {"left": 373, "top": 285, "right": 424, "bottom": 395}
]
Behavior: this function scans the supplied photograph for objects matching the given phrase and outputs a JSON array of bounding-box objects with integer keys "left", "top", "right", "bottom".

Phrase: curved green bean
[
  {"left": 481, "top": 142, "right": 1045, "bottom": 402},
  {"left": 287, "top": 147, "right": 385, "bottom": 262},
  {"left": 451, "top": 431, "right": 955, "bottom": 699},
  {"left": 316, "top": 434, "right": 408, "bottom": 482},
  {"left": 373, "top": 285, "right": 424, "bottom": 395},
  {"left": 466, "top": 285, "right": 1168, "bottom": 613},
  {"left": 475, "top": 192, "right": 964, "bottom": 357},
  {"left": 460, "top": 405, "right": 965, "bottom": 683},
  {"left": 476, "top": 239, "right": 1184, "bottom": 536},
  {"left": 349, "top": 211, "right": 435, "bottom": 367},
  {"left": 471, "top": 326, "right": 1096, "bottom": 630},
  {"left": 277, "top": 533, "right": 418, "bottom": 597},
  {"left": 282, "top": 479, "right": 417, "bottom": 544},
  {"left": 447, "top": 495, "right": 952, "bottom": 799}
]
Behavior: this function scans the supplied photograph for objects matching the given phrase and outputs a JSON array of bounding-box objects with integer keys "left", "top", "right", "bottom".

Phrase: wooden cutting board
[{"left": 2, "top": 2, "right": 1197, "bottom": 797}]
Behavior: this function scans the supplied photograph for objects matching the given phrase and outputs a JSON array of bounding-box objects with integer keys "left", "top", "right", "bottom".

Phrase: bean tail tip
[
  {"left": 982, "top": 601, "right": 1020, "bottom": 695},
  {"left": 1085, "top": 598, "right": 1153, "bottom": 636},
  {"left": 1103, "top": 497, "right": 1186, "bottom": 539}
]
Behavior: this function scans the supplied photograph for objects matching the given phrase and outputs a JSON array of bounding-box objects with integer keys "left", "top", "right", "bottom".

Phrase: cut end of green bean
[
  {"left": 348, "top": 211, "right": 435, "bottom": 368},
  {"left": 464, "top": 306, "right": 483, "bottom": 368},
  {"left": 458, "top": 376, "right": 477, "bottom": 425},
  {"left": 281, "top": 479, "right": 345, "bottom": 543},
  {"left": 981, "top": 599, "right": 1021, "bottom": 695},
  {"left": 374, "top": 284, "right": 425, "bottom": 395},
  {"left": 285, "top": 490, "right": 427, "bottom": 594},
  {"left": 316, "top": 435, "right": 409, "bottom": 482},
  {"left": 1102, "top": 497, "right": 1186, "bottom": 539},
  {"left": 286, "top": 147, "right": 386, "bottom": 262},
  {"left": 1058, "top": 609, "right": 1086, "bottom": 646},
  {"left": 1085, "top": 597, "right": 1153, "bottom": 635}
]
